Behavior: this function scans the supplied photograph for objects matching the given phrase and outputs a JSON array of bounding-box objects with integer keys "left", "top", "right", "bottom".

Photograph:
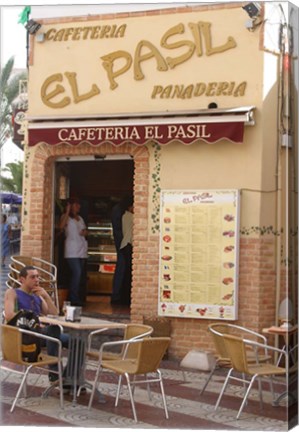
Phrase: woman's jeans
[
  {"left": 111, "top": 251, "right": 125, "bottom": 302},
  {"left": 66, "top": 258, "right": 86, "bottom": 305},
  {"left": 120, "top": 243, "right": 132, "bottom": 305}
]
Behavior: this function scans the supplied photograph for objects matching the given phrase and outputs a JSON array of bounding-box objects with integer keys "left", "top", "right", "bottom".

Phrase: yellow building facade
[{"left": 21, "top": 2, "right": 298, "bottom": 357}]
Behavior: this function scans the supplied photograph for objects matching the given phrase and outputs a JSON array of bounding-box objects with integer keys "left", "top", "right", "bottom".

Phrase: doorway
[{"left": 54, "top": 156, "right": 134, "bottom": 317}]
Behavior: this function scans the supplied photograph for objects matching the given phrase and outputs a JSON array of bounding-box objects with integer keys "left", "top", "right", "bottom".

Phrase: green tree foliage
[
  {"left": 0, "top": 56, "right": 27, "bottom": 149},
  {"left": 0, "top": 161, "right": 23, "bottom": 194}
]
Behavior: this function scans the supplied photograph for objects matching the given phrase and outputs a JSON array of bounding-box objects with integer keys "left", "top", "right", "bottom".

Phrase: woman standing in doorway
[
  {"left": 119, "top": 196, "right": 134, "bottom": 305},
  {"left": 60, "top": 198, "right": 88, "bottom": 306}
]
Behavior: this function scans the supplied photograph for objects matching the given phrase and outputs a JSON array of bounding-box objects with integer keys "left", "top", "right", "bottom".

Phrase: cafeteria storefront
[{"left": 20, "top": 2, "right": 297, "bottom": 358}]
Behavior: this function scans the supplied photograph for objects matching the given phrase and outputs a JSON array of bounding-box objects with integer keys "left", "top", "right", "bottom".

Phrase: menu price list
[{"left": 158, "top": 190, "right": 239, "bottom": 320}]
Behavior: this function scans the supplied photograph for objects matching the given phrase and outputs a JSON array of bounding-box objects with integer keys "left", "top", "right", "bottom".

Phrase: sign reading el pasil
[{"left": 28, "top": 6, "right": 256, "bottom": 117}]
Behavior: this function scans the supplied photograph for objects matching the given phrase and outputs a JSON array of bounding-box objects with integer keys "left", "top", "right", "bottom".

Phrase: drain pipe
[
  {"left": 274, "top": 22, "right": 284, "bottom": 333},
  {"left": 274, "top": 14, "right": 294, "bottom": 331}
]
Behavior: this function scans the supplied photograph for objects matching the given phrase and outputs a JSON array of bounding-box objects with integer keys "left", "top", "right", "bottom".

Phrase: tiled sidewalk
[
  {"left": 0, "top": 255, "right": 296, "bottom": 429},
  {"left": 1, "top": 358, "right": 294, "bottom": 430}
]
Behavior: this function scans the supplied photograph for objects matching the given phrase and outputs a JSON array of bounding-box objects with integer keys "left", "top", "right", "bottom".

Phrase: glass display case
[{"left": 87, "top": 222, "right": 117, "bottom": 294}]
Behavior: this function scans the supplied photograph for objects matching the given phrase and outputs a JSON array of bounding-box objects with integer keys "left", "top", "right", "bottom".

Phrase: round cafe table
[
  {"left": 262, "top": 324, "right": 297, "bottom": 406},
  {"left": 40, "top": 315, "right": 126, "bottom": 405}
]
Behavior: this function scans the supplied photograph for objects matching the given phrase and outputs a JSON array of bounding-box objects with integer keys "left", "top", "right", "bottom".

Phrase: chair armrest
[
  {"left": 32, "top": 256, "right": 57, "bottom": 279},
  {"left": 289, "top": 344, "right": 298, "bottom": 356},
  {"left": 39, "top": 278, "right": 57, "bottom": 284},
  {"left": 38, "top": 279, "right": 57, "bottom": 288},
  {"left": 244, "top": 338, "right": 287, "bottom": 353},
  {"left": 96, "top": 338, "right": 142, "bottom": 363},
  {"left": 19, "top": 327, "right": 63, "bottom": 359},
  {"left": 244, "top": 338, "right": 288, "bottom": 366},
  {"left": 87, "top": 327, "right": 110, "bottom": 351},
  {"left": 229, "top": 324, "right": 268, "bottom": 344},
  {"left": 226, "top": 325, "right": 270, "bottom": 361}
]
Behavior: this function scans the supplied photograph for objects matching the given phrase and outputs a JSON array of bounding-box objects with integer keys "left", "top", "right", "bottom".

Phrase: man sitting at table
[{"left": 4, "top": 265, "right": 81, "bottom": 388}]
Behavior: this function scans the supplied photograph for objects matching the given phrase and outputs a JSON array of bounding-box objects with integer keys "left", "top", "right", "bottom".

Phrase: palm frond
[
  {"left": 0, "top": 56, "right": 14, "bottom": 91},
  {"left": 0, "top": 161, "right": 23, "bottom": 194},
  {"left": 0, "top": 57, "right": 27, "bottom": 149}
]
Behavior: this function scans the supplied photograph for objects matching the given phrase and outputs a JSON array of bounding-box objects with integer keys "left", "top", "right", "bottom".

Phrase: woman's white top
[
  {"left": 64, "top": 216, "right": 88, "bottom": 258},
  {"left": 120, "top": 210, "right": 133, "bottom": 250}
]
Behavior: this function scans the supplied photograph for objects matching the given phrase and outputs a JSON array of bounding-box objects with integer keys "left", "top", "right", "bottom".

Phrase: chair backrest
[
  {"left": 134, "top": 337, "right": 171, "bottom": 374},
  {"left": 10, "top": 256, "right": 34, "bottom": 281},
  {"left": 3, "top": 274, "right": 20, "bottom": 323},
  {"left": 125, "top": 324, "right": 153, "bottom": 339},
  {"left": 11, "top": 255, "right": 34, "bottom": 267},
  {"left": 208, "top": 323, "right": 231, "bottom": 359},
  {"left": 6, "top": 271, "right": 21, "bottom": 290},
  {"left": 122, "top": 324, "right": 153, "bottom": 359},
  {"left": 222, "top": 333, "right": 250, "bottom": 374},
  {"left": 1, "top": 324, "right": 23, "bottom": 364},
  {"left": 10, "top": 256, "right": 57, "bottom": 281},
  {"left": 221, "top": 323, "right": 266, "bottom": 341},
  {"left": 208, "top": 322, "right": 268, "bottom": 354}
]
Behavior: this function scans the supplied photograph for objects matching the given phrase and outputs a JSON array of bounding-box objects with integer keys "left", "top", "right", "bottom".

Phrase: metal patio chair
[
  {"left": 215, "top": 333, "right": 287, "bottom": 419},
  {"left": 1, "top": 324, "right": 64, "bottom": 413},
  {"left": 88, "top": 336, "right": 170, "bottom": 422},
  {"left": 86, "top": 323, "right": 154, "bottom": 362},
  {"left": 201, "top": 323, "right": 272, "bottom": 395}
]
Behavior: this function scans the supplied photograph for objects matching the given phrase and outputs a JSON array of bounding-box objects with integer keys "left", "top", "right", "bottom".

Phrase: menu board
[{"left": 158, "top": 190, "right": 240, "bottom": 320}]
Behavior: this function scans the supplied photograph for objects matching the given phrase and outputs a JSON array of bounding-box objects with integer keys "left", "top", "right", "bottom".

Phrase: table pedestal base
[{"left": 272, "top": 390, "right": 297, "bottom": 406}]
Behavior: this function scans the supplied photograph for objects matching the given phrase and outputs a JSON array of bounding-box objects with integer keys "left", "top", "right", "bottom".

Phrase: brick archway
[{"left": 21, "top": 142, "right": 151, "bottom": 316}]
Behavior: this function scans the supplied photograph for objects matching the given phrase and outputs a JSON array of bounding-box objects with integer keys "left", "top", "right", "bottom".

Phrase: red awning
[
  {"left": 27, "top": 106, "right": 255, "bottom": 147},
  {"left": 28, "top": 121, "right": 245, "bottom": 146}
]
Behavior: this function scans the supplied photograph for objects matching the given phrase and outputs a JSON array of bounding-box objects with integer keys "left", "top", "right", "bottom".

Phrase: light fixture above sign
[
  {"left": 242, "top": 2, "right": 263, "bottom": 32},
  {"left": 242, "top": 2, "right": 261, "bottom": 18},
  {"left": 25, "top": 19, "right": 42, "bottom": 35}
]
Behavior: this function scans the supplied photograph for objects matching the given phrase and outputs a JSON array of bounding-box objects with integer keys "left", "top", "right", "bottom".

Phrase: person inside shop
[
  {"left": 110, "top": 196, "right": 128, "bottom": 304},
  {"left": 1, "top": 214, "right": 12, "bottom": 268},
  {"left": 119, "top": 196, "right": 134, "bottom": 305},
  {"left": 7, "top": 209, "right": 21, "bottom": 254},
  {"left": 7, "top": 209, "right": 19, "bottom": 227},
  {"left": 59, "top": 198, "right": 88, "bottom": 306}
]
